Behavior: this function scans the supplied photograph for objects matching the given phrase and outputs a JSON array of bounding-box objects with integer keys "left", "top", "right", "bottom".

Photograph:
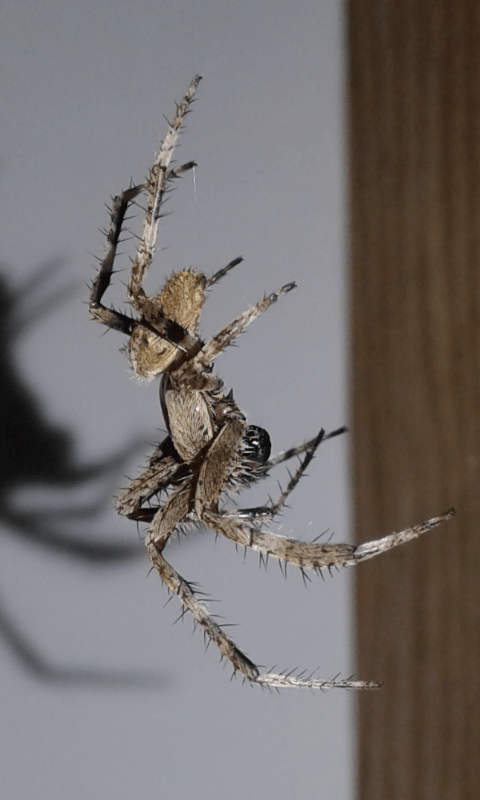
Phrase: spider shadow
[{"left": 0, "top": 260, "right": 167, "bottom": 687}]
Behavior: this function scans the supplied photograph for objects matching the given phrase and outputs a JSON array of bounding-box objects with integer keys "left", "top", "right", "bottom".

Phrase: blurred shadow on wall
[{"left": 0, "top": 259, "right": 167, "bottom": 687}]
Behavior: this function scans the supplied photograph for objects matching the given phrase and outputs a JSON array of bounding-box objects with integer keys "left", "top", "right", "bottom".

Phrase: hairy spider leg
[
  {"left": 178, "top": 282, "right": 297, "bottom": 383},
  {"left": 90, "top": 77, "right": 201, "bottom": 355},
  {"left": 202, "top": 508, "right": 454, "bottom": 572},
  {"left": 126, "top": 77, "right": 201, "bottom": 311},
  {"left": 89, "top": 185, "right": 144, "bottom": 334},
  {"left": 206, "top": 256, "right": 244, "bottom": 288},
  {"left": 116, "top": 439, "right": 189, "bottom": 520},
  {"left": 267, "top": 426, "right": 347, "bottom": 468},
  {"left": 145, "top": 481, "right": 260, "bottom": 682}
]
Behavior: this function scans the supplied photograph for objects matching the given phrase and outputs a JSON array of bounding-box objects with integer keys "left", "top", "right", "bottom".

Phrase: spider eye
[{"left": 244, "top": 425, "right": 271, "bottom": 464}]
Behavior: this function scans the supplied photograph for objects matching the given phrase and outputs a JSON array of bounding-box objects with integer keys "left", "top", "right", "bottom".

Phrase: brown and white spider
[{"left": 89, "top": 76, "right": 454, "bottom": 690}]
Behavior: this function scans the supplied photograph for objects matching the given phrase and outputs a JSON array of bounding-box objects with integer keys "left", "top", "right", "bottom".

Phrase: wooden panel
[{"left": 348, "top": 1, "right": 480, "bottom": 797}]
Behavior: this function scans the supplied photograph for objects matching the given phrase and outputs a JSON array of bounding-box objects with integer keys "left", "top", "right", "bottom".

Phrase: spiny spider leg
[
  {"left": 267, "top": 425, "right": 347, "bottom": 468},
  {"left": 89, "top": 184, "right": 144, "bottom": 334},
  {"left": 116, "top": 438, "right": 190, "bottom": 519},
  {"left": 145, "top": 482, "right": 260, "bottom": 682},
  {"left": 188, "top": 282, "right": 297, "bottom": 373},
  {"left": 202, "top": 508, "right": 454, "bottom": 571},
  {"left": 143, "top": 466, "right": 384, "bottom": 688},
  {"left": 195, "top": 418, "right": 247, "bottom": 514},
  {"left": 349, "top": 509, "right": 455, "bottom": 564},
  {"left": 127, "top": 76, "right": 201, "bottom": 313},
  {"left": 90, "top": 77, "right": 202, "bottom": 358},
  {"left": 206, "top": 257, "right": 244, "bottom": 288},
  {"left": 146, "top": 545, "right": 260, "bottom": 682},
  {"left": 117, "top": 417, "right": 245, "bottom": 525}
]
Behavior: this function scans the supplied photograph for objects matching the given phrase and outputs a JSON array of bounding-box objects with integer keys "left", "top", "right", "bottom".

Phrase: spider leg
[
  {"left": 194, "top": 417, "right": 247, "bottom": 515},
  {"left": 145, "top": 482, "right": 260, "bottom": 682},
  {"left": 190, "top": 281, "right": 297, "bottom": 370},
  {"left": 206, "top": 257, "right": 244, "bottom": 288},
  {"left": 267, "top": 425, "right": 347, "bottom": 468},
  {"left": 202, "top": 508, "right": 454, "bottom": 571},
  {"left": 350, "top": 509, "right": 455, "bottom": 563},
  {"left": 89, "top": 185, "right": 144, "bottom": 334},
  {"left": 116, "top": 438, "right": 190, "bottom": 519},
  {"left": 127, "top": 77, "right": 201, "bottom": 314}
]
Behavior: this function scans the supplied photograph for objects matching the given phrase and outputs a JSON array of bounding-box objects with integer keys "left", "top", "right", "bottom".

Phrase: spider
[{"left": 89, "top": 76, "right": 454, "bottom": 690}]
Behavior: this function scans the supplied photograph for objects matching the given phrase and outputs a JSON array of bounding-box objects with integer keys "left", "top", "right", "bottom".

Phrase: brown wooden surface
[{"left": 349, "top": 2, "right": 480, "bottom": 798}]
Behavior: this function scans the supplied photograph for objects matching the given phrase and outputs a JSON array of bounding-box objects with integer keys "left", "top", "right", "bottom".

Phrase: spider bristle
[
  {"left": 130, "top": 201, "right": 147, "bottom": 212},
  {"left": 312, "top": 528, "right": 330, "bottom": 543},
  {"left": 172, "top": 608, "right": 188, "bottom": 625},
  {"left": 296, "top": 668, "right": 307, "bottom": 679},
  {"left": 300, "top": 567, "right": 311, "bottom": 587},
  {"left": 284, "top": 667, "right": 298, "bottom": 679}
]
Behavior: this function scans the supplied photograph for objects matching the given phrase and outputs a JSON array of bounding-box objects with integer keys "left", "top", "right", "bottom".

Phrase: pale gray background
[{"left": 0, "top": 1, "right": 352, "bottom": 798}]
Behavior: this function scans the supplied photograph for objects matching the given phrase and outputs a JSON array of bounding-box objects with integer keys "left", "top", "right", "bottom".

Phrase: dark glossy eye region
[{"left": 243, "top": 425, "right": 271, "bottom": 464}]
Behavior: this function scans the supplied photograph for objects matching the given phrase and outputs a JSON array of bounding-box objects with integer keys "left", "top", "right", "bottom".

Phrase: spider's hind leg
[
  {"left": 145, "top": 482, "right": 260, "bottom": 682},
  {"left": 203, "top": 508, "right": 454, "bottom": 574}
]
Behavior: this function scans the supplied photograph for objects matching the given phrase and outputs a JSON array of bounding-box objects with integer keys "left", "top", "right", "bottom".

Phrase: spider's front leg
[
  {"left": 126, "top": 76, "right": 201, "bottom": 317},
  {"left": 89, "top": 185, "right": 144, "bottom": 334}
]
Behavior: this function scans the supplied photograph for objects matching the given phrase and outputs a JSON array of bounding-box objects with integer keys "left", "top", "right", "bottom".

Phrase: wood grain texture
[{"left": 348, "top": 1, "right": 480, "bottom": 797}]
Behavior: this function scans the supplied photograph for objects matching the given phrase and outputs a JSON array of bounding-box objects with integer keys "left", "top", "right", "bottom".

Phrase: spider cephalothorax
[{"left": 89, "top": 76, "right": 454, "bottom": 690}]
